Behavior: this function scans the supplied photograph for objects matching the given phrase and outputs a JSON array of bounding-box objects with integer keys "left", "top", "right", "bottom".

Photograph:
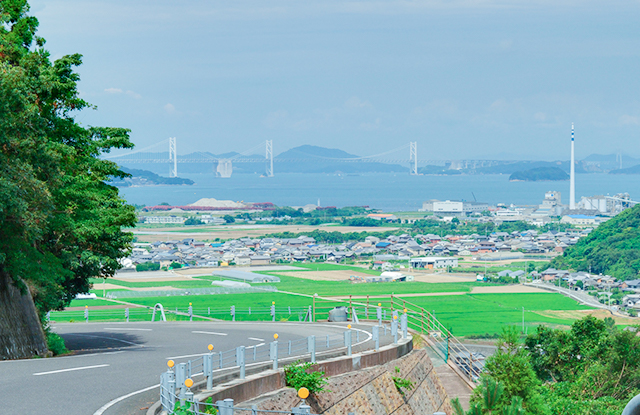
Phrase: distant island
[
  {"left": 509, "top": 167, "right": 569, "bottom": 182},
  {"left": 609, "top": 164, "right": 640, "bottom": 175},
  {"left": 111, "top": 167, "right": 194, "bottom": 187}
]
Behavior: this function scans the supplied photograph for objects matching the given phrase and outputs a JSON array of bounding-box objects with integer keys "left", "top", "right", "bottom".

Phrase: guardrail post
[
  {"left": 372, "top": 326, "right": 379, "bottom": 351},
  {"left": 204, "top": 353, "right": 213, "bottom": 390},
  {"left": 308, "top": 336, "right": 316, "bottom": 363},
  {"left": 188, "top": 304, "right": 193, "bottom": 322},
  {"left": 125, "top": 308, "right": 129, "bottom": 322},
  {"left": 237, "top": 346, "right": 246, "bottom": 379},
  {"left": 217, "top": 398, "right": 234, "bottom": 415},
  {"left": 376, "top": 306, "right": 382, "bottom": 326},
  {"left": 271, "top": 303, "right": 276, "bottom": 322},
  {"left": 401, "top": 313, "right": 408, "bottom": 339},
  {"left": 84, "top": 306, "right": 89, "bottom": 323},
  {"left": 270, "top": 341, "right": 279, "bottom": 370},
  {"left": 231, "top": 305, "right": 236, "bottom": 322},
  {"left": 187, "top": 360, "right": 192, "bottom": 379},
  {"left": 292, "top": 404, "right": 311, "bottom": 414},
  {"left": 251, "top": 404, "right": 258, "bottom": 415},
  {"left": 344, "top": 330, "right": 352, "bottom": 356},
  {"left": 176, "top": 363, "right": 187, "bottom": 400},
  {"left": 352, "top": 306, "right": 359, "bottom": 324},
  {"left": 288, "top": 306, "right": 291, "bottom": 315},
  {"left": 208, "top": 306, "right": 211, "bottom": 315},
  {"left": 288, "top": 340, "right": 292, "bottom": 355},
  {"left": 326, "top": 334, "right": 330, "bottom": 348},
  {"left": 167, "top": 370, "right": 176, "bottom": 411},
  {"left": 383, "top": 310, "right": 387, "bottom": 320},
  {"left": 392, "top": 317, "right": 398, "bottom": 344},
  {"left": 248, "top": 307, "right": 251, "bottom": 315}
]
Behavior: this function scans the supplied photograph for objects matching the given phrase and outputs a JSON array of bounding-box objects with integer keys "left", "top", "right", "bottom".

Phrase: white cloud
[
  {"left": 620, "top": 114, "right": 639, "bottom": 125},
  {"left": 126, "top": 90, "right": 142, "bottom": 99},
  {"left": 344, "top": 96, "right": 373, "bottom": 109},
  {"left": 164, "top": 103, "right": 176, "bottom": 114},
  {"left": 104, "top": 88, "right": 142, "bottom": 99}
]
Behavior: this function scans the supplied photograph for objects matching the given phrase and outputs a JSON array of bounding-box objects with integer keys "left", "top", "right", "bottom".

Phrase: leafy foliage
[
  {"left": 392, "top": 366, "right": 415, "bottom": 396},
  {"left": 283, "top": 360, "right": 329, "bottom": 394},
  {"left": 476, "top": 326, "right": 548, "bottom": 415},
  {"left": 551, "top": 204, "right": 640, "bottom": 279},
  {"left": 0, "top": 0, "right": 136, "bottom": 320},
  {"left": 45, "top": 331, "right": 68, "bottom": 356}
]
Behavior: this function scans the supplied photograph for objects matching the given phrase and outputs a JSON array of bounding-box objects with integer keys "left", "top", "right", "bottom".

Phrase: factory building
[
  {"left": 410, "top": 257, "right": 458, "bottom": 269},
  {"left": 420, "top": 200, "right": 489, "bottom": 217}
]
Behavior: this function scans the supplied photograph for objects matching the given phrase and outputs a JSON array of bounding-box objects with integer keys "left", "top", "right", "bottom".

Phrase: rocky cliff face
[{"left": 0, "top": 272, "right": 49, "bottom": 360}]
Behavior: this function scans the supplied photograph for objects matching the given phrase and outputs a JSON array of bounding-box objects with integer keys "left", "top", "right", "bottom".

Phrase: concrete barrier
[{"left": 148, "top": 337, "right": 413, "bottom": 415}]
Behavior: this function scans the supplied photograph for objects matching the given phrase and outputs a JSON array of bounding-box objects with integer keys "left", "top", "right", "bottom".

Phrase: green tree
[
  {"left": 223, "top": 215, "right": 235, "bottom": 223},
  {"left": 1, "top": 0, "right": 135, "bottom": 330},
  {"left": 475, "top": 326, "right": 548, "bottom": 415},
  {"left": 184, "top": 217, "right": 203, "bottom": 226}
]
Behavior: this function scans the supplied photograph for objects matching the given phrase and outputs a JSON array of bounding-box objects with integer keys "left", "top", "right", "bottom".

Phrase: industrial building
[
  {"left": 420, "top": 200, "right": 489, "bottom": 217},
  {"left": 410, "top": 257, "right": 458, "bottom": 269}
]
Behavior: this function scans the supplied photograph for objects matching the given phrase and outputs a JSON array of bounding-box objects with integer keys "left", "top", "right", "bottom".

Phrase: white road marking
[
  {"left": 192, "top": 330, "right": 227, "bottom": 336},
  {"left": 33, "top": 364, "right": 109, "bottom": 376},
  {"left": 92, "top": 384, "right": 158, "bottom": 415},
  {"left": 104, "top": 328, "right": 152, "bottom": 331},
  {"left": 166, "top": 352, "right": 207, "bottom": 360},
  {"left": 248, "top": 337, "right": 264, "bottom": 341},
  {"left": 247, "top": 343, "right": 265, "bottom": 348}
]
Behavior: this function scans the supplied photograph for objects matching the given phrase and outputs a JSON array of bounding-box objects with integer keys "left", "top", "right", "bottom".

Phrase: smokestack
[{"left": 570, "top": 123, "right": 575, "bottom": 210}]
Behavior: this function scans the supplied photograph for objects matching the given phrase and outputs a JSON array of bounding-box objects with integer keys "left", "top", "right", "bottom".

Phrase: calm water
[{"left": 119, "top": 173, "right": 640, "bottom": 211}]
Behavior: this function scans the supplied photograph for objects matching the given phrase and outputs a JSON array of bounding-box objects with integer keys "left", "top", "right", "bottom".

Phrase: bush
[
  {"left": 283, "top": 360, "right": 329, "bottom": 394},
  {"left": 46, "top": 332, "right": 68, "bottom": 356},
  {"left": 136, "top": 261, "right": 160, "bottom": 272}
]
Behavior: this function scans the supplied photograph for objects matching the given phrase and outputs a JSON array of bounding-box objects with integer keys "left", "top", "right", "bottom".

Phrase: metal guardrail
[{"left": 159, "top": 322, "right": 408, "bottom": 414}]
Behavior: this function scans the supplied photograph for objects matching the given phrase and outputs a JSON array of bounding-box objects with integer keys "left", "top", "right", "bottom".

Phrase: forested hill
[
  {"left": 274, "top": 145, "right": 407, "bottom": 173},
  {"left": 551, "top": 204, "right": 640, "bottom": 279},
  {"left": 509, "top": 166, "right": 569, "bottom": 181}
]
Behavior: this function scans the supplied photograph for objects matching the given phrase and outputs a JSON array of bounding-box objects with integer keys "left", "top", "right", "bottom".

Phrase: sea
[{"left": 118, "top": 173, "right": 640, "bottom": 212}]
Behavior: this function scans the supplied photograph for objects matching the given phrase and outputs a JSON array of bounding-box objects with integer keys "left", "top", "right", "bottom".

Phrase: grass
[
  {"left": 61, "top": 269, "right": 602, "bottom": 336},
  {"left": 67, "top": 299, "right": 117, "bottom": 307},
  {"left": 404, "top": 293, "right": 591, "bottom": 336}
]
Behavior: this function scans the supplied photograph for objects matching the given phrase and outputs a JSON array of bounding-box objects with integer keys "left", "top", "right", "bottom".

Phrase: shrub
[
  {"left": 392, "top": 367, "right": 415, "bottom": 396},
  {"left": 46, "top": 332, "right": 68, "bottom": 356},
  {"left": 283, "top": 360, "right": 329, "bottom": 394}
]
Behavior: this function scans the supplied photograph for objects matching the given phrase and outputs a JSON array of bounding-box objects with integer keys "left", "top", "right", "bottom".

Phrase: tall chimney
[{"left": 570, "top": 123, "right": 575, "bottom": 210}]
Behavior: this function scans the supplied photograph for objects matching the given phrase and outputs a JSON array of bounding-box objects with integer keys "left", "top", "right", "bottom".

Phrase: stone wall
[
  {"left": 241, "top": 348, "right": 453, "bottom": 415},
  {"left": 0, "top": 272, "right": 48, "bottom": 360}
]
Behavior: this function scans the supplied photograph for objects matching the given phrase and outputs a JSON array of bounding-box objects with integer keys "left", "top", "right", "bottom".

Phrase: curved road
[{"left": 0, "top": 321, "right": 383, "bottom": 415}]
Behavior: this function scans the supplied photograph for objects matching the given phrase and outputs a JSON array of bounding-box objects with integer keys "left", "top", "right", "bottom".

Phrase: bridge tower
[
  {"left": 265, "top": 140, "right": 274, "bottom": 177},
  {"left": 409, "top": 142, "right": 418, "bottom": 175},
  {"left": 169, "top": 137, "right": 177, "bottom": 178}
]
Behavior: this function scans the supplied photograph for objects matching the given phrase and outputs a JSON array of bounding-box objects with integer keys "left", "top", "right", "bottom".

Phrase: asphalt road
[{"left": 0, "top": 321, "right": 385, "bottom": 415}]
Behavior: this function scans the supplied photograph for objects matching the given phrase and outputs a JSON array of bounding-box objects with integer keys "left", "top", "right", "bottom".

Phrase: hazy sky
[{"left": 29, "top": 0, "right": 640, "bottom": 160}]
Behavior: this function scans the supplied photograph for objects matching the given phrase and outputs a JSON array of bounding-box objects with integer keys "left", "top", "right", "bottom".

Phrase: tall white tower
[
  {"left": 169, "top": 137, "right": 177, "bottom": 178},
  {"left": 569, "top": 124, "right": 575, "bottom": 210},
  {"left": 409, "top": 142, "right": 418, "bottom": 175},
  {"left": 265, "top": 140, "right": 274, "bottom": 177}
]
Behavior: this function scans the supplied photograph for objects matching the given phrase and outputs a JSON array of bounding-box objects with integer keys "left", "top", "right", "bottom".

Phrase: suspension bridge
[{"left": 104, "top": 138, "right": 502, "bottom": 177}]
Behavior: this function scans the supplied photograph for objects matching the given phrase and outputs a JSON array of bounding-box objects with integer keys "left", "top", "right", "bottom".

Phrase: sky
[{"left": 29, "top": 0, "right": 640, "bottom": 161}]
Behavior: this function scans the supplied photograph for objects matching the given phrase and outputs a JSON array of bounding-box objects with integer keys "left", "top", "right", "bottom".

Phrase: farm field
[{"left": 48, "top": 266, "right": 611, "bottom": 337}]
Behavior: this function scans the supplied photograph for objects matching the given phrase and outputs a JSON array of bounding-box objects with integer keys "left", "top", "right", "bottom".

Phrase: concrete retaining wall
[{"left": 242, "top": 348, "right": 452, "bottom": 415}]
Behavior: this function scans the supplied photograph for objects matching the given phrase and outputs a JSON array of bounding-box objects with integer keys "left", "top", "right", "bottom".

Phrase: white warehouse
[{"left": 410, "top": 257, "right": 458, "bottom": 269}]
